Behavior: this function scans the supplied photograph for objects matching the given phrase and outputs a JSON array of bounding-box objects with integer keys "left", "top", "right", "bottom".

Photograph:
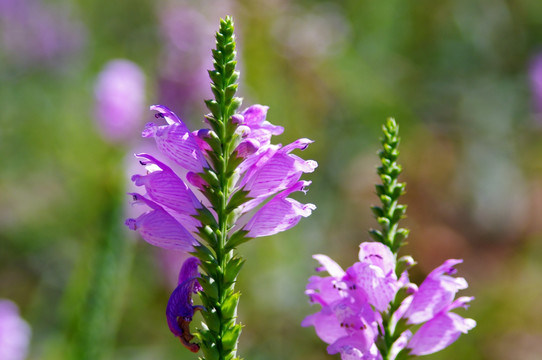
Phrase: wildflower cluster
[
  {"left": 303, "top": 119, "right": 475, "bottom": 360},
  {"left": 125, "top": 17, "right": 316, "bottom": 359}
]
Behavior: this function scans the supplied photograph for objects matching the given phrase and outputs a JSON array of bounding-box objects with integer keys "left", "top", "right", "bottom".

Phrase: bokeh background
[{"left": 1, "top": 0, "right": 542, "bottom": 359}]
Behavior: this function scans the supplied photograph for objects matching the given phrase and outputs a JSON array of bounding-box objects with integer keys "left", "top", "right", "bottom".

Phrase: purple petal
[
  {"left": 407, "top": 311, "right": 476, "bottom": 356},
  {"left": 125, "top": 194, "right": 197, "bottom": 251},
  {"left": 166, "top": 257, "right": 203, "bottom": 352},
  {"left": 327, "top": 334, "right": 379, "bottom": 359},
  {"left": 404, "top": 259, "right": 468, "bottom": 324},
  {"left": 245, "top": 181, "right": 316, "bottom": 238},
  {"left": 358, "top": 242, "right": 396, "bottom": 277},
  {"left": 131, "top": 153, "right": 202, "bottom": 230},
  {"left": 241, "top": 105, "right": 269, "bottom": 126},
  {"left": 302, "top": 311, "right": 347, "bottom": 345},
  {"left": 143, "top": 105, "right": 208, "bottom": 173},
  {"left": 313, "top": 254, "right": 346, "bottom": 278},
  {"left": 239, "top": 140, "right": 317, "bottom": 212},
  {"left": 346, "top": 261, "right": 399, "bottom": 312},
  {"left": 177, "top": 257, "right": 201, "bottom": 286}
]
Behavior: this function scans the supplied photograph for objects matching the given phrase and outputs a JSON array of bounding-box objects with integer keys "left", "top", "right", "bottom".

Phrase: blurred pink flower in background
[
  {"left": 94, "top": 59, "right": 146, "bottom": 143},
  {"left": 0, "top": 300, "right": 31, "bottom": 360},
  {"left": 529, "top": 53, "right": 542, "bottom": 118},
  {"left": 0, "top": 0, "right": 85, "bottom": 67}
]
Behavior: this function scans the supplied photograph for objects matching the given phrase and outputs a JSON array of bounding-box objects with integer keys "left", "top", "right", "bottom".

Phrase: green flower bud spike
[{"left": 369, "top": 118, "right": 410, "bottom": 255}]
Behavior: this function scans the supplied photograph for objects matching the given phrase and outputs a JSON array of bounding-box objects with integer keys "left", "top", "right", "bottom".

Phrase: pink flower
[
  {"left": 94, "top": 59, "right": 145, "bottom": 142},
  {"left": 0, "top": 300, "right": 31, "bottom": 360}
]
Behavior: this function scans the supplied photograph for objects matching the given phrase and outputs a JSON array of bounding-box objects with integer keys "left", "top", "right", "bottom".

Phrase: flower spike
[
  {"left": 126, "top": 16, "right": 315, "bottom": 360},
  {"left": 303, "top": 118, "right": 474, "bottom": 360}
]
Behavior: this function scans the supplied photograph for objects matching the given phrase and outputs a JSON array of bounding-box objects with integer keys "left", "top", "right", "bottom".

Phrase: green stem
[{"left": 195, "top": 17, "right": 243, "bottom": 360}]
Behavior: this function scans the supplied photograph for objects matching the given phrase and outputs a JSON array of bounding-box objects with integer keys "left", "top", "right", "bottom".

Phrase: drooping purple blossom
[
  {"left": 127, "top": 104, "right": 316, "bottom": 246},
  {"left": 166, "top": 257, "right": 203, "bottom": 353},
  {"left": 0, "top": 300, "right": 31, "bottom": 360},
  {"left": 303, "top": 242, "right": 475, "bottom": 360},
  {"left": 94, "top": 59, "right": 146, "bottom": 142}
]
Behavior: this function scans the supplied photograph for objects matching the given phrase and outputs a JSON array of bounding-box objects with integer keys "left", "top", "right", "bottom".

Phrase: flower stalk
[
  {"left": 303, "top": 118, "right": 475, "bottom": 360},
  {"left": 369, "top": 118, "right": 409, "bottom": 255},
  {"left": 126, "top": 15, "right": 316, "bottom": 359}
]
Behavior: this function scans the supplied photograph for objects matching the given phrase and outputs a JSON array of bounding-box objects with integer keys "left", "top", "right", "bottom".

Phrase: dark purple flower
[
  {"left": 0, "top": 300, "right": 31, "bottom": 360},
  {"left": 166, "top": 257, "right": 203, "bottom": 353}
]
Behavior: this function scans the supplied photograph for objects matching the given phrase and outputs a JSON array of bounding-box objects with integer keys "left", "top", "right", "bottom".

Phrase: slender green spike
[{"left": 369, "top": 118, "right": 408, "bottom": 254}]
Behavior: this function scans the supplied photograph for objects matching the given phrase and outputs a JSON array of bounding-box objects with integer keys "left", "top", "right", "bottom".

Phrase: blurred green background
[{"left": 1, "top": 0, "right": 542, "bottom": 359}]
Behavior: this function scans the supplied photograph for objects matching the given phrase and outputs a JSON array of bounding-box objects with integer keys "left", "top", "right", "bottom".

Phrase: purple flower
[
  {"left": 166, "top": 257, "right": 203, "bottom": 353},
  {"left": 0, "top": 300, "right": 31, "bottom": 360},
  {"left": 399, "top": 260, "right": 476, "bottom": 356},
  {"left": 245, "top": 180, "right": 316, "bottom": 237},
  {"left": 94, "top": 59, "right": 146, "bottom": 142},
  {"left": 406, "top": 297, "right": 476, "bottom": 356},
  {"left": 127, "top": 104, "right": 316, "bottom": 245},
  {"left": 142, "top": 105, "right": 208, "bottom": 173},
  {"left": 125, "top": 193, "right": 197, "bottom": 251},
  {"left": 302, "top": 243, "right": 397, "bottom": 360},
  {"left": 303, "top": 242, "right": 475, "bottom": 359}
]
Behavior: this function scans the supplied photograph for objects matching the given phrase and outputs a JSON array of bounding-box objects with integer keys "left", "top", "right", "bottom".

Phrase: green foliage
[{"left": 369, "top": 118, "right": 409, "bottom": 255}]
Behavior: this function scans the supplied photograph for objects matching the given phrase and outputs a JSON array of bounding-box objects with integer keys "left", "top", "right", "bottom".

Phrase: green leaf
[
  {"left": 224, "top": 258, "right": 245, "bottom": 286},
  {"left": 222, "top": 324, "right": 242, "bottom": 353},
  {"left": 221, "top": 292, "right": 240, "bottom": 320},
  {"left": 198, "top": 275, "right": 219, "bottom": 300},
  {"left": 225, "top": 229, "right": 250, "bottom": 251}
]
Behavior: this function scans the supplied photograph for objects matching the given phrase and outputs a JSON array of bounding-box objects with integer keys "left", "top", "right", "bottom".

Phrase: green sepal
[
  {"left": 371, "top": 206, "right": 384, "bottom": 218},
  {"left": 200, "top": 340, "right": 220, "bottom": 360},
  {"left": 226, "top": 155, "right": 244, "bottom": 176},
  {"left": 199, "top": 275, "right": 219, "bottom": 300},
  {"left": 194, "top": 207, "right": 219, "bottom": 230},
  {"left": 226, "top": 189, "right": 250, "bottom": 213},
  {"left": 375, "top": 184, "right": 386, "bottom": 196},
  {"left": 201, "top": 308, "right": 221, "bottom": 334},
  {"left": 225, "top": 229, "right": 250, "bottom": 251},
  {"left": 199, "top": 169, "right": 220, "bottom": 188},
  {"left": 228, "top": 97, "right": 242, "bottom": 115},
  {"left": 369, "top": 229, "right": 384, "bottom": 243},
  {"left": 191, "top": 244, "right": 217, "bottom": 264},
  {"left": 224, "top": 258, "right": 245, "bottom": 287},
  {"left": 211, "top": 85, "right": 223, "bottom": 103},
  {"left": 221, "top": 292, "right": 240, "bottom": 321},
  {"left": 225, "top": 84, "right": 238, "bottom": 100},
  {"left": 205, "top": 99, "right": 222, "bottom": 119},
  {"left": 197, "top": 225, "right": 218, "bottom": 247},
  {"left": 222, "top": 324, "right": 242, "bottom": 353},
  {"left": 208, "top": 70, "right": 223, "bottom": 88}
]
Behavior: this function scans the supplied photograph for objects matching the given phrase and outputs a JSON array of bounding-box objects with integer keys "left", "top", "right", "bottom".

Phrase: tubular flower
[
  {"left": 127, "top": 104, "right": 316, "bottom": 248},
  {"left": 166, "top": 257, "right": 204, "bottom": 353},
  {"left": 303, "top": 242, "right": 475, "bottom": 360},
  {"left": 126, "top": 18, "right": 316, "bottom": 357}
]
